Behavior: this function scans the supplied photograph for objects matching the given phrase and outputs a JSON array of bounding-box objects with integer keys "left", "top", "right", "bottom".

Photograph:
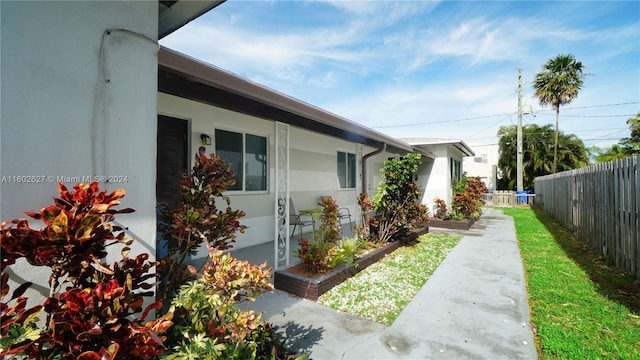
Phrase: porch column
[
  {"left": 356, "top": 144, "right": 363, "bottom": 226},
  {"left": 274, "top": 122, "right": 290, "bottom": 269}
]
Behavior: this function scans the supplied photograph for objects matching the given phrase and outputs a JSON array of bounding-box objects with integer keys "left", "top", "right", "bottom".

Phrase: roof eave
[
  {"left": 158, "top": 1, "right": 225, "bottom": 39},
  {"left": 158, "top": 46, "right": 415, "bottom": 154}
]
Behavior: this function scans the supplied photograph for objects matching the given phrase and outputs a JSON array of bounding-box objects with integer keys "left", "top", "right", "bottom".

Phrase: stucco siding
[
  {"left": 158, "top": 93, "right": 369, "bottom": 249},
  {"left": 1, "top": 0, "right": 158, "bottom": 304}
]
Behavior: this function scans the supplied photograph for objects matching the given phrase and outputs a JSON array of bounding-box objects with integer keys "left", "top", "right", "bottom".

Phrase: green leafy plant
[
  {"left": 157, "top": 151, "right": 304, "bottom": 360},
  {"left": 434, "top": 198, "right": 448, "bottom": 220},
  {"left": 296, "top": 238, "right": 331, "bottom": 274},
  {"left": 354, "top": 193, "right": 374, "bottom": 241},
  {"left": 295, "top": 197, "right": 345, "bottom": 273},
  {"left": 157, "top": 153, "right": 247, "bottom": 305},
  {"left": 450, "top": 176, "right": 488, "bottom": 219},
  {"left": 372, "top": 153, "right": 426, "bottom": 240},
  {"left": 328, "top": 237, "right": 362, "bottom": 269},
  {"left": 168, "top": 250, "right": 275, "bottom": 360},
  {"left": 0, "top": 275, "right": 42, "bottom": 358},
  {"left": 318, "top": 197, "right": 340, "bottom": 243},
  {"left": 0, "top": 182, "right": 171, "bottom": 359}
]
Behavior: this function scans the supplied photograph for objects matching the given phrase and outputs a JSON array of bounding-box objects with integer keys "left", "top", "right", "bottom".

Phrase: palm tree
[
  {"left": 594, "top": 144, "right": 629, "bottom": 163},
  {"left": 497, "top": 124, "right": 588, "bottom": 189},
  {"left": 533, "top": 54, "right": 585, "bottom": 173}
]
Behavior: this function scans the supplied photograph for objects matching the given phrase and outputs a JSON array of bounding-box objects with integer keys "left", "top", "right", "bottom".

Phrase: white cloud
[
  {"left": 160, "top": 1, "right": 639, "bottom": 148},
  {"left": 320, "top": 0, "right": 440, "bottom": 24}
]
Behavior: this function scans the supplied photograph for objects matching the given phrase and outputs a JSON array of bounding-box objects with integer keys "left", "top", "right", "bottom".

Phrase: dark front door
[{"left": 156, "top": 115, "right": 188, "bottom": 209}]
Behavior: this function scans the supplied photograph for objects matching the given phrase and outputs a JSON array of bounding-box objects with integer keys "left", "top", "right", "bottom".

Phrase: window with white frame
[
  {"left": 337, "top": 151, "right": 356, "bottom": 189},
  {"left": 215, "top": 129, "right": 267, "bottom": 192}
]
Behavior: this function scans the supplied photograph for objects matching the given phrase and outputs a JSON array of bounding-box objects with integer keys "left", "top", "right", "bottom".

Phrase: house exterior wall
[
  {"left": 416, "top": 144, "right": 468, "bottom": 212},
  {"left": 158, "top": 92, "right": 388, "bottom": 257},
  {"left": 1, "top": 1, "right": 158, "bottom": 301},
  {"left": 364, "top": 152, "right": 392, "bottom": 196},
  {"left": 463, "top": 144, "right": 499, "bottom": 191}
]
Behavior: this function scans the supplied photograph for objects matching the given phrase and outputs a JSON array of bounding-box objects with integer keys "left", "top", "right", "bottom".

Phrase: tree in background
[
  {"left": 497, "top": 124, "right": 588, "bottom": 189},
  {"left": 533, "top": 54, "right": 585, "bottom": 173},
  {"left": 590, "top": 113, "right": 640, "bottom": 163},
  {"left": 593, "top": 144, "right": 628, "bottom": 163},
  {"left": 620, "top": 112, "right": 640, "bottom": 155}
]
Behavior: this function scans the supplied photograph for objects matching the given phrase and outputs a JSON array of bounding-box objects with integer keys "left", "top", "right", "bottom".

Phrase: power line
[
  {"left": 372, "top": 102, "right": 638, "bottom": 129},
  {"left": 463, "top": 114, "right": 513, "bottom": 141},
  {"left": 372, "top": 113, "right": 513, "bottom": 129},
  {"left": 535, "top": 101, "right": 639, "bottom": 112},
  {"left": 536, "top": 113, "right": 636, "bottom": 118}
]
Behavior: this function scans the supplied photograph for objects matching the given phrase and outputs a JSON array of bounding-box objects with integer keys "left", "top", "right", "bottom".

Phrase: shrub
[
  {"left": 295, "top": 197, "right": 344, "bottom": 273},
  {"left": 157, "top": 152, "right": 247, "bottom": 305},
  {"left": 157, "top": 151, "right": 302, "bottom": 359},
  {"left": 167, "top": 250, "right": 274, "bottom": 360},
  {"left": 0, "top": 182, "right": 171, "bottom": 359},
  {"left": 327, "top": 237, "right": 361, "bottom": 269},
  {"left": 354, "top": 193, "right": 374, "bottom": 241},
  {"left": 318, "top": 197, "right": 340, "bottom": 243},
  {"left": 372, "top": 153, "right": 427, "bottom": 240},
  {"left": 434, "top": 198, "right": 448, "bottom": 219},
  {"left": 0, "top": 275, "right": 42, "bottom": 358},
  {"left": 450, "top": 176, "right": 488, "bottom": 219},
  {"left": 296, "top": 238, "right": 330, "bottom": 274}
]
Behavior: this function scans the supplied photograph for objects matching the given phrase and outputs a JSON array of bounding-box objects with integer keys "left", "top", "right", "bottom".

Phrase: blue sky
[{"left": 161, "top": 0, "right": 640, "bottom": 149}]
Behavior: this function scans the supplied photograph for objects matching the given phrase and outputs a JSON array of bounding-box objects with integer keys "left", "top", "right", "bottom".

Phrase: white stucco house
[
  {"left": 1, "top": 1, "right": 470, "bottom": 304},
  {"left": 463, "top": 144, "right": 499, "bottom": 191},
  {"left": 402, "top": 138, "right": 475, "bottom": 214},
  {"left": 156, "top": 47, "right": 433, "bottom": 267},
  {"left": 1, "top": 0, "right": 225, "bottom": 302}
]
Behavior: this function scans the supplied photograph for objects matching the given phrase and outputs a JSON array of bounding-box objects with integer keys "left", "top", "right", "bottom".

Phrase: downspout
[{"left": 362, "top": 143, "right": 387, "bottom": 194}]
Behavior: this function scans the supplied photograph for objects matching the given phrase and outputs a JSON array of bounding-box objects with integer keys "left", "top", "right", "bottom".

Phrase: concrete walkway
[{"left": 249, "top": 208, "right": 538, "bottom": 359}]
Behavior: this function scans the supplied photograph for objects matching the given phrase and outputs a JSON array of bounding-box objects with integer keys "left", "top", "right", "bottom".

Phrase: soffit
[{"left": 158, "top": 0, "right": 225, "bottom": 39}]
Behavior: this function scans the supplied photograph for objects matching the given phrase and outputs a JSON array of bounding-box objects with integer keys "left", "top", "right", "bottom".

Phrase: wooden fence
[
  {"left": 535, "top": 156, "right": 639, "bottom": 278},
  {"left": 483, "top": 191, "right": 535, "bottom": 207}
]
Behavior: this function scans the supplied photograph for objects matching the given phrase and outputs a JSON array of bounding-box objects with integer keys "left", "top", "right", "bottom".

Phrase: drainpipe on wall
[{"left": 362, "top": 143, "right": 387, "bottom": 194}]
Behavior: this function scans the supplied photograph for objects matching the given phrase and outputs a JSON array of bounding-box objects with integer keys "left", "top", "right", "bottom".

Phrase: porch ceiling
[
  {"left": 158, "top": 0, "right": 225, "bottom": 39},
  {"left": 158, "top": 47, "right": 422, "bottom": 156}
]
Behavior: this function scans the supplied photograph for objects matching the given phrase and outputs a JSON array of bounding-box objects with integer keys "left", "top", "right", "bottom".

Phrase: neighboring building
[
  {"left": 402, "top": 138, "right": 475, "bottom": 215},
  {"left": 463, "top": 144, "right": 500, "bottom": 191}
]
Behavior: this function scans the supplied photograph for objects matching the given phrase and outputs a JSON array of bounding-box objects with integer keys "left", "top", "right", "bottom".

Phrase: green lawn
[
  {"left": 503, "top": 207, "right": 640, "bottom": 360},
  {"left": 318, "top": 233, "right": 461, "bottom": 325}
]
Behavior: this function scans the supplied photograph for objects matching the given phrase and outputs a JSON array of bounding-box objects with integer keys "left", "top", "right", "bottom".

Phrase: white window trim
[
  {"left": 337, "top": 150, "right": 357, "bottom": 190},
  {"left": 214, "top": 127, "right": 269, "bottom": 194}
]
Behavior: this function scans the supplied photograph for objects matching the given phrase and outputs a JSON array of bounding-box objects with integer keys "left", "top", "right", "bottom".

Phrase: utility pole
[{"left": 517, "top": 69, "right": 524, "bottom": 192}]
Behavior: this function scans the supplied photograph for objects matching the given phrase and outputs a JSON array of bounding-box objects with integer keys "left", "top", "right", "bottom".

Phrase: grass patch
[
  {"left": 502, "top": 207, "right": 640, "bottom": 359},
  {"left": 317, "top": 233, "right": 461, "bottom": 325}
]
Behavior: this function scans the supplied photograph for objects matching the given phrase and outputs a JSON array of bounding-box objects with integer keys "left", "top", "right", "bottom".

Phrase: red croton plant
[{"left": 0, "top": 182, "right": 172, "bottom": 359}]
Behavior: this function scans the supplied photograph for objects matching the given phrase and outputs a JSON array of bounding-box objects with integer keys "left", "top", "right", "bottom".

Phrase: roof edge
[{"left": 158, "top": 46, "right": 415, "bottom": 154}]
